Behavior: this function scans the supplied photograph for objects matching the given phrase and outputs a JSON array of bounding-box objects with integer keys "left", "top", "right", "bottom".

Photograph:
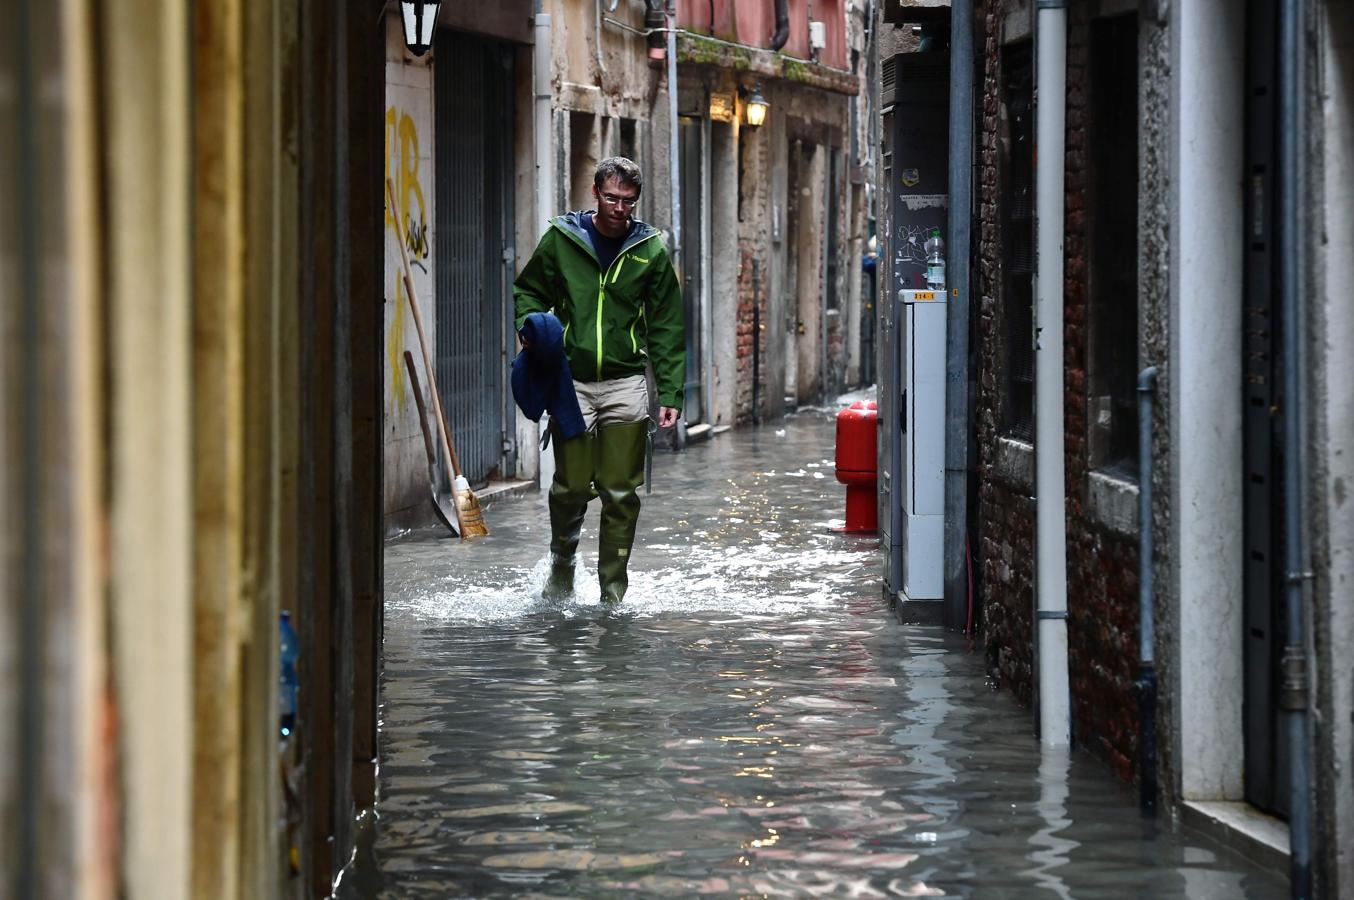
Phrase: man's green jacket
[{"left": 513, "top": 212, "right": 686, "bottom": 411}]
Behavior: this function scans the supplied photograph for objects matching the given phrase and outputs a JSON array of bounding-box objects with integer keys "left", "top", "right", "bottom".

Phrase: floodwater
[{"left": 350, "top": 411, "right": 1287, "bottom": 899}]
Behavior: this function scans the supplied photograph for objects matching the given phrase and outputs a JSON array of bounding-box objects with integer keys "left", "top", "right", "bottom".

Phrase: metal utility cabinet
[
  {"left": 896, "top": 288, "right": 946, "bottom": 601},
  {"left": 879, "top": 49, "right": 948, "bottom": 620}
]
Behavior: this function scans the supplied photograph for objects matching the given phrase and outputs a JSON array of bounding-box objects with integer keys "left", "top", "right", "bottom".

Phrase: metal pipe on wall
[
  {"left": 771, "top": 0, "right": 790, "bottom": 50},
  {"left": 534, "top": 4, "right": 557, "bottom": 492},
  {"left": 667, "top": 3, "right": 681, "bottom": 273},
  {"left": 595, "top": 0, "right": 607, "bottom": 73},
  {"left": 943, "top": 0, "right": 974, "bottom": 631},
  {"left": 1136, "top": 366, "right": 1159, "bottom": 814},
  {"left": 1277, "top": 0, "right": 1313, "bottom": 894},
  {"left": 820, "top": 152, "right": 832, "bottom": 403},
  {"left": 1033, "top": 0, "right": 1070, "bottom": 748},
  {"left": 752, "top": 259, "right": 762, "bottom": 423}
]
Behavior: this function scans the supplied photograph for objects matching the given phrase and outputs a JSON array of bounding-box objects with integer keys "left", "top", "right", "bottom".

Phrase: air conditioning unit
[{"left": 809, "top": 20, "right": 827, "bottom": 51}]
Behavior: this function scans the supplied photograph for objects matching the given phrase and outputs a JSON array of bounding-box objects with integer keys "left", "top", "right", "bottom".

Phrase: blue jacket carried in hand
[{"left": 511, "top": 312, "right": 587, "bottom": 440}]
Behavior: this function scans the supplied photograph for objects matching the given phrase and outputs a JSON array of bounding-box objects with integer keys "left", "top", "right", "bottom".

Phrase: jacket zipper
[
  {"left": 575, "top": 230, "right": 660, "bottom": 382},
  {"left": 595, "top": 273, "right": 605, "bottom": 380}
]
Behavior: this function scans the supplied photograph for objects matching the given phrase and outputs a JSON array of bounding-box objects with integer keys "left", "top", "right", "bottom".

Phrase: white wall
[
  {"left": 1318, "top": 2, "right": 1354, "bottom": 890},
  {"left": 1168, "top": 0, "right": 1246, "bottom": 802},
  {"left": 383, "top": 19, "right": 437, "bottom": 526}
]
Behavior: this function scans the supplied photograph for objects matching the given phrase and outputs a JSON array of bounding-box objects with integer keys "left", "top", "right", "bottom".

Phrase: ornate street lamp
[
  {"left": 400, "top": 0, "right": 441, "bottom": 57},
  {"left": 743, "top": 85, "right": 769, "bottom": 128}
]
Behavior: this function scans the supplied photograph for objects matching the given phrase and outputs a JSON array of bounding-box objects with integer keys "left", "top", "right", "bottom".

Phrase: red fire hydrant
[{"left": 835, "top": 400, "right": 878, "bottom": 533}]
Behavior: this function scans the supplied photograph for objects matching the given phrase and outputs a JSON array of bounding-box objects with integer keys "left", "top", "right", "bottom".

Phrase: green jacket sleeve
[
  {"left": 645, "top": 246, "right": 686, "bottom": 410},
  {"left": 513, "top": 230, "right": 556, "bottom": 332}
]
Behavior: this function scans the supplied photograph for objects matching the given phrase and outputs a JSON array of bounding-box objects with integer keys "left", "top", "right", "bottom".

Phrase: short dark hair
[{"left": 594, "top": 157, "right": 643, "bottom": 193}]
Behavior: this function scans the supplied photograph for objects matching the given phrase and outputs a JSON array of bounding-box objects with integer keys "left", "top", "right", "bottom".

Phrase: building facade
[{"left": 880, "top": 0, "right": 1354, "bottom": 891}]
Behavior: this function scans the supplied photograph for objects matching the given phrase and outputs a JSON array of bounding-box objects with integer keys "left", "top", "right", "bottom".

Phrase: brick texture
[
  {"left": 976, "top": 0, "right": 1036, "bottom": 708},
  {"left": 975, "top": 0, "right": 1142, "bottom": 783},
  {"left": 1061, "top": 6, "right": 1141, "bottom": 784}
]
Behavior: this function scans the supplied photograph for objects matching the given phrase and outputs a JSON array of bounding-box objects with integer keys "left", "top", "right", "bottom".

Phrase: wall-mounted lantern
[
  {"left": 742, "top": 85, "right": 769, "bottom": 128},
  {"left": 400, "top": 0, "right": 441, "bottom": 57}
]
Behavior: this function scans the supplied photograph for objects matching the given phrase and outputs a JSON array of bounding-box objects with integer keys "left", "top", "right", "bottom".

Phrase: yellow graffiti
[{"left": 385, "top": 105, "right": 430, "bottom": 412}]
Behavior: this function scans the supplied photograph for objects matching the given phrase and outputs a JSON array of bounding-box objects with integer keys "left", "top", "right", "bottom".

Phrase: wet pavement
[{"left": 352, "top": 410, "right": 1288, "bottom": 898}]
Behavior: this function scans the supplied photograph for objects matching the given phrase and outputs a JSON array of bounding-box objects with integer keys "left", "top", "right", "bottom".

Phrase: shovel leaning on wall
[
  {"left": 403, "top": 351, "right": 460, "bottom": 537},
  {"left": 387, "top": 176, "right": 488, "bottom": 538}
]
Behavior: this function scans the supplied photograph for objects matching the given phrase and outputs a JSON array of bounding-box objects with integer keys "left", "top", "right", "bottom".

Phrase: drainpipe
[
  {"left": 1033, "top": 0, "right": 1069, "bottom": 748},
  {"left": 1136, "top": 366, "right": 1159, "bottom": 814},
  {"left": 533, "top": 5, "right": 555, "bottom": 236},
  {"left": 1277, "top": 0, "right": 1313, "bottom": 895},
  {"left": 534, "top": 2, "right": 557, "bottom": 492},
  {"left": 595, "top": 0, "right": 606, "bottom": 74},
  {"left": 771, "top": 0, "right": 790, "bottom": 51},
  {"left": 667, "top": 2, "right": 682, "bottom": 273},
  {"left": 943, "top": 0, "right": 974, "bottom": 630}
]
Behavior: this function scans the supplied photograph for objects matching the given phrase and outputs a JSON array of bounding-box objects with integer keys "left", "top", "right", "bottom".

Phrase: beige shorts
[{"left": 572, "top": 374, "right": 651, "bottom": 429}]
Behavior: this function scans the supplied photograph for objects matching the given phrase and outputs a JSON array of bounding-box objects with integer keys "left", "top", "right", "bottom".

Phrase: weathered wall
[
  {"left": 1312, "top": 2, "right": 1354, "bottom": 893},
  {"left": 710, "top": 120, "right": 740, "bottom": 426},
  {"left": 1168, "top": 0, "right": 1246, "bottom": 805},
  {"left": 1137, "top": 0, "right": 1173, "bottom": 812},
  {"left": 679, "top": 0, "right": 851, "bottom": 70},
  {"left": 383, "top": 21, "right": 436, "bottom": 528},
  {"left": 976, "top": 0, "right": 1037, "bottom": 708},
  {"left": 1061, "top": 3, "right": 1141, "bottom": 784},
  {"left": 975, "top": 1, "right": 1158, "bottom": 781}
]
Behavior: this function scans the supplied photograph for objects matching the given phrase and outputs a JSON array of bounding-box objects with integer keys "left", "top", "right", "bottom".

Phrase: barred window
[
  {"left": 1000, "top": 44, "right": 1035, "bottom": 442},
  {"left": 1086, "top": 14, "right": 1140, "bottom": 474}
]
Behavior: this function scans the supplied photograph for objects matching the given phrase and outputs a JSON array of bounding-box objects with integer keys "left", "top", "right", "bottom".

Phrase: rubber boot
[
  {"left": 544, "top": 428, "right": 594, "bottom": 600},
  {"left": 595, "top": 420, "right": 648, "bottom": 605}
]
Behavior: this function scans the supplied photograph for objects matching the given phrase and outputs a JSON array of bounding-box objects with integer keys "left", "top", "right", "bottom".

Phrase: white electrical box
[
  {"left": 899, "top": 288, "right": 945, "bottom": 600},
  {"left": 809, "top": 21, "right": 827, "bottom": 51}
]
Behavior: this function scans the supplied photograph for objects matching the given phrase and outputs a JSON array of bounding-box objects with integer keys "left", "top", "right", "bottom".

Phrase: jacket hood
[{"left": 552, "top": 211, "right": 661, "bottom": 258}]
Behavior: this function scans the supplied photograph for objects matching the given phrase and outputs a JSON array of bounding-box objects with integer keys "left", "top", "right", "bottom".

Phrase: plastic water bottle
[
  {"left": 925, "top": 228, "right": 946, "bottom": 291},
  {"left": 279, "top": 611, "right": 299, "bottom": 738}
]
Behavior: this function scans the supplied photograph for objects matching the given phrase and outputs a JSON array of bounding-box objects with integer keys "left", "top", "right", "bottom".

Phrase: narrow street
[{"left": 352, "top": 412, "right": 1286, "bottom": 899}]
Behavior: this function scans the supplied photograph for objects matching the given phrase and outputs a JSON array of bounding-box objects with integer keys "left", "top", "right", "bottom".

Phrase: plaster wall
[
  {"left": 1167, "top": 0, "right": 1245, "bottom": 802},
  {"left": 711, "top": 121, "right": 740, "bottom": 426},
  {"left": 514, "top": 41, "right": 540, "bottom": 481},
  {"left": 1314, "top": 2, "right": 1354, "bottom": 892},
  {"left": 765, "top": 108, "right": 791, "bottom": 419},
  {"left": 1136, "top": 3, "right": 1174, "bottom": 808},
  {"left": 382, "top": 23, "right": 437, "bottom": 527}
]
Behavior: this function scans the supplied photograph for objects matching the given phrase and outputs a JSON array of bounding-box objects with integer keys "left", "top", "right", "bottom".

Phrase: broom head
[{"left": 453, "top": 475, "right": 490, "bottom": 537}]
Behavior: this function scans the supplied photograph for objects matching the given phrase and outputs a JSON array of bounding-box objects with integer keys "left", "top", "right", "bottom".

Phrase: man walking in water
[{"left": 513, "top": 157, "right": 685, "bottom": 605}]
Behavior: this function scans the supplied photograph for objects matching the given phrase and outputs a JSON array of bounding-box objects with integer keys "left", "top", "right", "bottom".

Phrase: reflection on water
[{"left": 352, "top": 414, "right": 1287, "bottom": 899}]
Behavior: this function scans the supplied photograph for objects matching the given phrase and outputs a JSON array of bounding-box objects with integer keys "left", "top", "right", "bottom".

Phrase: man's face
[{"left": 592, "top": 176, "right": 639, "bottom": 236}]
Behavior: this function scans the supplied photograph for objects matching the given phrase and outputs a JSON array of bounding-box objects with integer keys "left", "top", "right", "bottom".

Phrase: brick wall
[
  {"left": 1060, "top": 5, "right": 1141, "bottom": 783},
  {"left": 734, "top": 124, "right": 770, "bottom": 425},
  {"left": 735, "top": 236, "right": 766, "bottom": 423},
  {"left": 976, "top": 0, "right": 1037, "bottom": 708},
  {"left": 975, "top": 0, "right": 1143, "bottom": 780}
]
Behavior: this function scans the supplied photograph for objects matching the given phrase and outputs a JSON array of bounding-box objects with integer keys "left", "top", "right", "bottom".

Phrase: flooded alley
[{"left": 356, "top": 413, "right": 1287, "bottom": 899}]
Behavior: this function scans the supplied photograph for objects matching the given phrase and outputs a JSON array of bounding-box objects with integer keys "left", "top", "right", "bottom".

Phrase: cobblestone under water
[{"left": 352, "top": 411, "right": 1286, "bottom": 899}]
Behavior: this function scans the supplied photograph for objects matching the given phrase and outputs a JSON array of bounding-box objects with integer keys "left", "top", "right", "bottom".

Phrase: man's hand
[{"left": 657, "top": 407, "right": 679, "bottom": 429}]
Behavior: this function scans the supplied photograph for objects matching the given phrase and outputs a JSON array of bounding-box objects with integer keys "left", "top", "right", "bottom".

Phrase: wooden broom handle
[{"left": 387, "top": 177, "right": 467, "bottom": 532}]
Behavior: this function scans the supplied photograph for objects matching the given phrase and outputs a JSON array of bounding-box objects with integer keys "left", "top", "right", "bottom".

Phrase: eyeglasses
[{"left": 599, "top": 192, "right": 639, "bottom": 210}]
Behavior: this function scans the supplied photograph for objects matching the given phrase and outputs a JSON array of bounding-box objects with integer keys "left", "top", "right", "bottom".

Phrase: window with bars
[
  {"left": 1000, "top": 45, "right": 1035, "bottom": 442},
  {"left": 1086, "top": 14, "right": 1140, "bottom": 474}
]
